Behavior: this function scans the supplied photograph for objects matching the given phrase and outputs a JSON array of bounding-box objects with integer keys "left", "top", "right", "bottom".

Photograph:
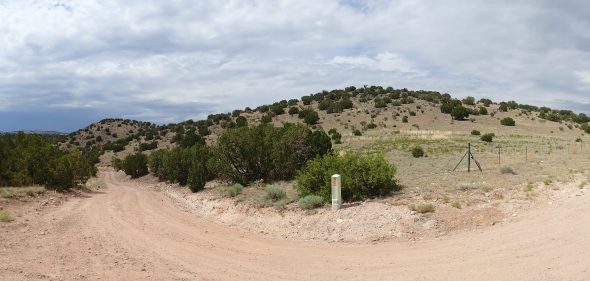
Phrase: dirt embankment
[
  {"left": 134, "top": 170, "right": 587, "bottom": 244},
  {"left": 1, "top": 169, "right": 589, "bottom": 281}
]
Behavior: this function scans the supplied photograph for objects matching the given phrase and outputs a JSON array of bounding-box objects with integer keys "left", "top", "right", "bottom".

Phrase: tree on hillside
[
  {"left": 440, "top": 99, "right": 462, "bottom": 114},
  {"left": 236, "top": 116, "right": 248, "bottom": 127},
  {"left": 462, "top": 96, "right": 475, "bottom": 105},
  {"left": 451, "top": 105, "right": 470, "bottom": 120},
  {"left": 299, "top": 109, "right": 319, "bottom": 125}
]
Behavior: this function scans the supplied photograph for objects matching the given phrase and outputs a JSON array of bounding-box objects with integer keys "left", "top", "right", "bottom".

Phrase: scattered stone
[{"left": 422, "top": 220, "right": 436, "bottom": 230}]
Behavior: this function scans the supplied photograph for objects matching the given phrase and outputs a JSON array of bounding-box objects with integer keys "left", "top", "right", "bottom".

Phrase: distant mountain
[
  {"left": 0, "top": 130, "right": 68, "bottom": 142},
  {"left": 5, "top": 130, "right": 68, "bottom": 135}
]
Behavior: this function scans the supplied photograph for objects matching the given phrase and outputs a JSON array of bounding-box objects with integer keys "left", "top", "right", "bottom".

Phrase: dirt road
[{"left": 1, "top": 170, "right": 589, "bottom": 281}]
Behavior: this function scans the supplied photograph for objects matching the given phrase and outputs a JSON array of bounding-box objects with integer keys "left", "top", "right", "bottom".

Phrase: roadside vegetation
[
  {"left": 296, "top": 152, "right": 398, "bottom": 202},
  {"left": 0, "top": 133, "right": 96, "bottom": 191},
  {"left": 0, "top": 186, "right": 45, "bottom": 198}
]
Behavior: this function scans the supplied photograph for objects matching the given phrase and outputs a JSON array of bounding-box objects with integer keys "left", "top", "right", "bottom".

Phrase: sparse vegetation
[
  {"left": 0, "top": 186, "right": 45, "bottom": 198},
  {"left": 500, "top": 166, "right": 516, "bottom": 175},
  {"left": 412, "top": 146, "right": 425, "bottom": 158},
  {"left": 409, "top": 203, "right": 435, "bottom": 213},
  {"left": 579, "top": 181, "right": 588, "bottom": 189},
  {"left": 0, "top": 210, "right": 14, "bottom": 222},
  {"left": 543, "top": 178, "right": 553, "bottom": 186},
  {"left": 471, "top": 130, "right": 481, "bottom": 136},
  {"left": 451, "top": 201, "right": 462, "bottom": 209},
  {"left": 226, "top": 183, "right": 244, "bottom": 197},
  {"left": 501, "top": 117, "right": 516, "bottom": 126},
  {"left": 525, "top": 183, "right": 535, "bottom": 192},
  {"left": 298, "top": 195, "right": 324, "bottom": 210},
  {"left": 265, "top": 185, "right": 286, "bottom": 202},
  {"left": 481, "top": 133, "right": 495, "bottom": 142}
]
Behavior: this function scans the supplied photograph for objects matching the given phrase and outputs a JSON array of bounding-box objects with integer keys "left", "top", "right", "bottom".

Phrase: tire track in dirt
[{"left": 1, "top": 170, "right": 589, "bottom": 280}]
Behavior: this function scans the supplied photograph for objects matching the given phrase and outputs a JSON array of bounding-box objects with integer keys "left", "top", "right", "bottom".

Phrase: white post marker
[{"left": 331, "top": 174, "right": 342, "bottom": 210}]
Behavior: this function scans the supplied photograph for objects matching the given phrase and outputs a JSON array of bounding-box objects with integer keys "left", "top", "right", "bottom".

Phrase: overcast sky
[{"left": 1, "top": 0, "right": 589, "bottom": 132}]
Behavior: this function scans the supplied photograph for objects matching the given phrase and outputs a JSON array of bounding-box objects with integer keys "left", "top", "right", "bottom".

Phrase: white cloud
[
  {"left": 329, "top": 52, "right": 425, "bottom": 75},
  {"left": 1, "top": 0, "right": 590, "bottom": 130},
  {"left": 575, "top": 71, "right": 590, "bottom": 87}
]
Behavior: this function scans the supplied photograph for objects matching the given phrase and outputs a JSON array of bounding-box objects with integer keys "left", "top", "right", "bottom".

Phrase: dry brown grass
[
  {"left": 0, "top": 186, "right": 45, "bottom": 199},
  {"left": 0, "top": 210, "right": 14, "bottom": 222}
]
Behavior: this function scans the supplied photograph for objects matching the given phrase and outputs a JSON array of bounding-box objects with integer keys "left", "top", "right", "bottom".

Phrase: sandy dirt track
[{"left": 1, "top": 170, "right": 589, "bottom": 281}]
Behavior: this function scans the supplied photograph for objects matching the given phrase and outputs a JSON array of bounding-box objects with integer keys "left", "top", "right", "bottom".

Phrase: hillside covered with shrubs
[
  {"left": 65, "top": 86, "right": 590, "bottom": 162},
  {"left": 56, "top": 85, "right": 590, "bottom": 203}
]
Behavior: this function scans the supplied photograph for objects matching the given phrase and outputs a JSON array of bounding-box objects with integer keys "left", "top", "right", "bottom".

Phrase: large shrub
[
  {"left": 298, "top": 109, "right": 320, "bottom": 125},
  {"left": 210, "top": 124, "right": 331, "bottom": 184},
  {"left": 122, "top": 153, "right": 148, "bottom": 178},
  {"left": 235, "top": 116, "right": 248, "bottom": 127},
  {"left": 451, "top": 105, "right": 470, "bottom": 120},
  {"left": 148, "top": 145, "right": 211, "bottom": 192},
  {"left": 46, "top": 150, "right": 95, "bottom": 190},
  {"left": 412, "top": 146, "right": 425, "bottom": 158},
  {"left": 296, "top": 153, "right": 398, "bottom": 202},
  {"left": 440, "top": 99, "right": 462, "bottom": 114},
  {"left": 501, "top": 117, "right": 516, "bottom": 126},
  {"left": 0, "top": 133, "right": 94, "bottom": 190},
  {"left": 186, "top": 145, "right": 210, "bottom": 192},
  {"left": 481, "top": 133, "right": 495, "bottom": 142}
]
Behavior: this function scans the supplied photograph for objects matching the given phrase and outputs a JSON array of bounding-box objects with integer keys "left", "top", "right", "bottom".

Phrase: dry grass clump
[
  {"left": 265, "top": 185, "right": 286, "bottom": 202},
  {"left": 298, "top": 195, "right": 324, "bottom": 210},
  {"left": 543, "top": 178, "right": 553, "bottom": 186},
  {"left": 226, "top": 183, "right": 244, "bottom": 197},
  {"left": 85, "top": 178, "right": 106, "bottom": 190},
  {"left": 500, "top": 166, "right": 516, "bottom": 175},
  {"left": 0, "top": 210, "right": 14, "bottom": 222},
  {"left": 0, "top": 186, "right": 45, "bottom": 199},
  {"left": 525, "top": 183, "right": 535, "bottom": 192},
  {"left": 409, "top": 203, "right": 435, "bottom": 213}
]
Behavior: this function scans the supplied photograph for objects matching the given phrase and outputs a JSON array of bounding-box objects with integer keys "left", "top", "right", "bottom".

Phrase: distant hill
[
  {"left": 1, "top": 130, "right": 68, "bottom": 142},
  {"left": 62, "top": 86, "right": 590, "bottom": 161},
  {"left": 1, "top": 130, "right": 67, "bottom": 135}
]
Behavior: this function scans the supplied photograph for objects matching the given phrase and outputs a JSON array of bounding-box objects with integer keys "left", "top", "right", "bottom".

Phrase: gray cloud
[{"left": 1, "top": 0, "right": 589, "bottom": 132}]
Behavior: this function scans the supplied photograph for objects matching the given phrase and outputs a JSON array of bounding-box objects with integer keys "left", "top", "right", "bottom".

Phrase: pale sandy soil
[{"left": 1, "top": 169, "right": 589, "bottom": 281}]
